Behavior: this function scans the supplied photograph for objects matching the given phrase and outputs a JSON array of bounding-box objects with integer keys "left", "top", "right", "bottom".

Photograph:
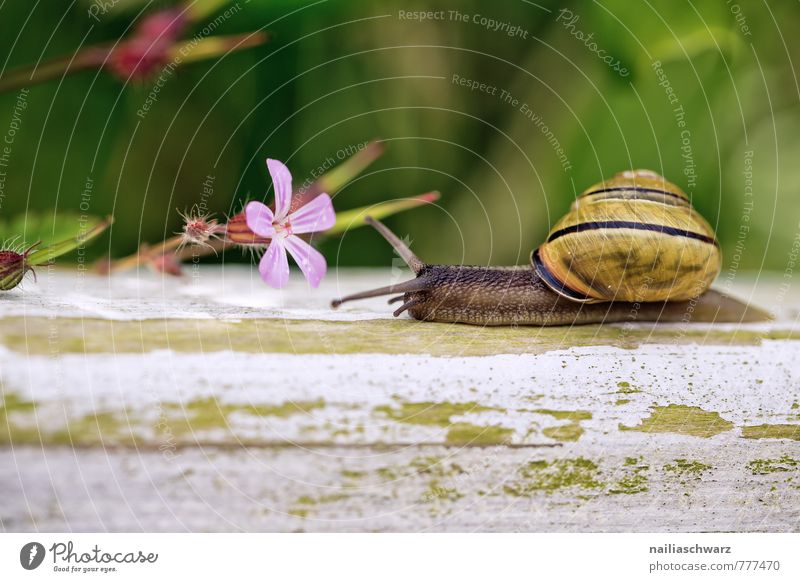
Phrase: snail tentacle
[
  {"left": 331, "top": 276, "right": 430, "bottom": 308},
  {"left": 331, "top": 216, "right": 432, "bottom": 308},
  {"left": 364, "top": 216, "right": 424, "bottom": 274},
  {"left": 393, "top": 297, "right": 425, "bottom": 317}
]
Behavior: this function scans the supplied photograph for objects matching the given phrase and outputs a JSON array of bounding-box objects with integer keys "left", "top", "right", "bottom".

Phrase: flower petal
[
  {"left": 258, "top": 239, "right": 289, "bottom": 288},
  {"left": 245, "top": 201, "right": 275, "bottom": 238},
  {"left": 284, "top": 235, "right": 327, "bottom": 288},
  {"left": 266, "top": 158, "right": 293, "bottom": 220},
  {"left": 288, "top": 193, "right": 336, "bottom": 234}
]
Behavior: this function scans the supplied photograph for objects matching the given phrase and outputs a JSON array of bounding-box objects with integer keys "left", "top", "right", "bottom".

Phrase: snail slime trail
[{"left": 332, "top": 171, "right": 769, "bottom": 327}]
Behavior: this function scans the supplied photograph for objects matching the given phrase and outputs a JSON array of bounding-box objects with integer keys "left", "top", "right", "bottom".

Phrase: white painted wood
[
  {"left": 0, "top": 268, "right": 798, "bottom": 532},
  {"left": 1, "top": 442, "right": 797, "bottom": 532}
]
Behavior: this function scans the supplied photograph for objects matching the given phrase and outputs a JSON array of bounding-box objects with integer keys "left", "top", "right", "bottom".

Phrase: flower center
[{"left": 273, "top": 219, "right": 293, "bottom": 239}]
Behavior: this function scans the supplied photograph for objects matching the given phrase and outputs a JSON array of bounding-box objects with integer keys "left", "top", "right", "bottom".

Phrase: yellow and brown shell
[{"left": 532, "top": 169, "right": 722, "bottom": 303}]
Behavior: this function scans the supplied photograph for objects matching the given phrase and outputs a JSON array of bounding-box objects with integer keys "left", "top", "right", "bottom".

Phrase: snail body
[{"left": 332, "top": 171, "right": 768, "bottom": 326}]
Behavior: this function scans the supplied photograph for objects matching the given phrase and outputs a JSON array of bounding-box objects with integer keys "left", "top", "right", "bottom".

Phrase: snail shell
[{"left": 532, "top": 169, "right": 721, "bottom": 303}]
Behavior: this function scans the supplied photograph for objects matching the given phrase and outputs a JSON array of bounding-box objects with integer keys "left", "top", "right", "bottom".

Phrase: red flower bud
[
  {"left": 222, "top": 211, "right": 270, "bottom": 247},
  {"left": 0, "top": 244, "right": 36, "bottom": 291}
]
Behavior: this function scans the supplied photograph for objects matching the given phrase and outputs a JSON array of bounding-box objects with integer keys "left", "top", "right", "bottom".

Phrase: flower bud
[
  {"left": 0, "top": 248, "right": 32, "bottom": 291},
  {"left": 178, "top": 208, "right": 222, "bottom": 248},
  {"left": 137, "top": 7, "right": 187, "bottom": 40},
  {"left": 223, "top": 211, "right": 270, "bottom": 247},
  {"left": 151, "top": 253, "right": 183, "bottom": 276},
  {"left": 108, "top": 7, "right": 187, "bottom": 80}
]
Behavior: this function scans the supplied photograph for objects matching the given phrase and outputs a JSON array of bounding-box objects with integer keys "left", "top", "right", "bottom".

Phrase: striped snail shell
[{"left": 532, "top": 169, "right": 721, "bottom": 303}]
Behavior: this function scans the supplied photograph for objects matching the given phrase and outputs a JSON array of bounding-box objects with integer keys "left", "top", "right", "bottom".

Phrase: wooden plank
[
  {"left": 1, "top": 443, "right": 796, "bottom": 532},
  {"left": 0, "top": 267, "right": 798, "bottom": 532}
]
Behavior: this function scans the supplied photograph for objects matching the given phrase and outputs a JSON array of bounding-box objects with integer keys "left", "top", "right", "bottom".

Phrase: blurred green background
[{"left": 0, "top": 0, "right": 798, "bottom": 271}]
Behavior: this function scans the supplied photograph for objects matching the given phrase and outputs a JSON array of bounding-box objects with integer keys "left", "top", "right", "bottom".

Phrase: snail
[{"left": 331, "top": 170, "right": 768, "bottom": 326}]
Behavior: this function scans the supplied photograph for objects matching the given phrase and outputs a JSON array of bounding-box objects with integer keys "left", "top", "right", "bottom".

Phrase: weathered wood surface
[{"left": 0, "top": 267, "right": 798, "bottom": 532}]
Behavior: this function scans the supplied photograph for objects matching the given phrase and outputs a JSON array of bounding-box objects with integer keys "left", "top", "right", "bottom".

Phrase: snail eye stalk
[{"left": 331, "top": 217, "right": 430, "bottom": 308}]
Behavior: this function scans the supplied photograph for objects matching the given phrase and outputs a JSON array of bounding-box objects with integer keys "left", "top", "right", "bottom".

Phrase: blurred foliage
[
  {"left": 0, "top": 0, "right": 798, "bottom": 271},
  {"left": 0, "top": 212, "right": 104, "bottom": 247}
]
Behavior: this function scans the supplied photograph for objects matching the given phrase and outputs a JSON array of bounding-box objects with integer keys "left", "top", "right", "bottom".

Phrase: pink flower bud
[
  {"left": 107, "top": 7, "right": 187, "bottom": 80},
  {"left": 137, "top": 7, "right": 187, "bottom": 40},
  {"left": 151, "top": 253, "right": 183, "bottom": 276}
]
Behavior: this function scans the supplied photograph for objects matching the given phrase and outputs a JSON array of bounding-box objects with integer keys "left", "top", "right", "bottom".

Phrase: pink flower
[{"left": 246, "top": 159, "right": 335, "bottom": 288}]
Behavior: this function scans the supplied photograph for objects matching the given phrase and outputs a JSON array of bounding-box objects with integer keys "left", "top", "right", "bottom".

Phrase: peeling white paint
[{"left": 1, "top": 268, "right": 798, "bottom": 533}]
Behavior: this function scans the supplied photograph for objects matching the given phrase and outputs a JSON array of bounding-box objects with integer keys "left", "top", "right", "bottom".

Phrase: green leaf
[{"left": 329, "top": 192, "right": 439, "bottom": 235}]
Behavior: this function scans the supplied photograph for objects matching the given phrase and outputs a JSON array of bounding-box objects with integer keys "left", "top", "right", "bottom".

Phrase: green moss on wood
[
  {"left": 620, "top": 404, "right": 734, "bottom": 438},
  {"left": 374, "top": 401, "right": 496, "bottom": 427},
  {"left": 3, "top": 316, "right": 797, "bottom": 357},
  {"left": 609, "top": 457, "right": 650, "bottom": 495},
  {"left": 445, "top": 422, "right": 513, "bottom": 445},
  {"left": 1, "top": 392, "right": 328, "bottom": 446},
  {"left": 504, "top": 457, "right": 603, "bottom": 495},
  {"left": 741, "top": 424, "right": 800, "bottom": 441},
  {"left": 1, "top": 393, "right": 133, "bottom": 446},
  {"left": 376, "top": 466, "right": 399, "bottom": 481},
  {"left": 422, "top": 480, "right": 463, "bottom": 502},
  {"left": 1, "top": 393, "right": 36, "bottom": 414},
  {"left": 533, "top": 409, "right": 592, "bottom": 421},
  {"left": 372, "top": 456, "right": 467, "bottom": 490},
  {"left": 410, "top": 456, "right": 466, "bottom": 478},
  {"left": 663, "top": 459, "right": 713, "bottom": 477},
  {"left": 747, "top": 456, "right": 799, "bottom": 475},
  {"left": 615, "top": 381, "right": 642, "bottom": 394},
  {"left": 50, "top": 411, "right": 132, "bottom": 446},
  {"left": 341, "top": 470, "right": 366, "bottom": 480},
  {"left": 163, "top": 397, "right": 325, "bottom": 435},
  {"left": 534, "top": 409, "right": 591, "bottom": 442},
  {"left": 609, "top": 472, "right": 649, "bottom": 494},
  {"left": 542, "top": 424, "right": 584, "bottom": 442},
  {"left": 0, "top": 394, "right": 40, "bottom": 445}
]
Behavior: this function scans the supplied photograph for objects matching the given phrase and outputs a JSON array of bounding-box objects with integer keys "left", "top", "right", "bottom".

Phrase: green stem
[{"left": 27, "top": 217, "right": 113, "bottom": 266}]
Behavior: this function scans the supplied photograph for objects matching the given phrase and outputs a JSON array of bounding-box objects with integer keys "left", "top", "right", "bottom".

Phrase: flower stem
[
  {"left": 328, "top": 191, "right": 440, "bottom": 234},
  {"left": 97, "top": 234, "right": 185, "bottom": 274},
  {"left": 184, "top": 0, "right": 233, "bottom": 22},
  {"left": 0, "top": 48, "right": 107, "bottom": 93},
  {"left": 168, "top": 31, "right": 269, "bottom": 65},
  {"left": 26, "top": 216, "right": 113, "bottom": 266}
]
